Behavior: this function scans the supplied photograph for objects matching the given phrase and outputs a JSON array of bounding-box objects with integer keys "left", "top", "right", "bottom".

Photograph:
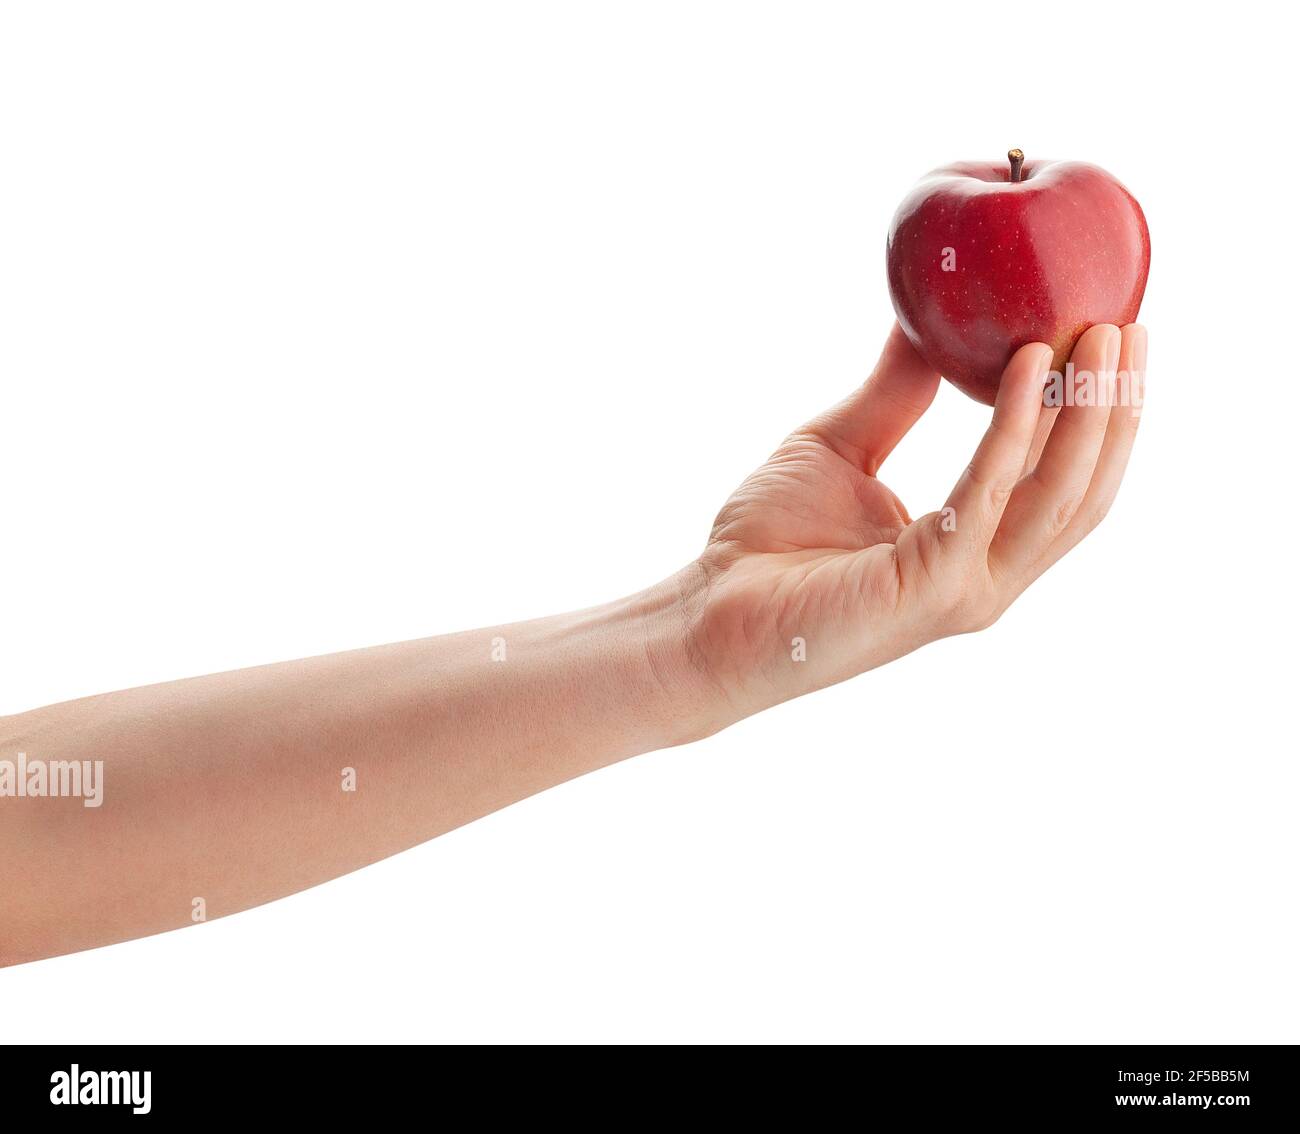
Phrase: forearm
[{"left": 0, "top": 571, "right": 721, "bottom": 966}]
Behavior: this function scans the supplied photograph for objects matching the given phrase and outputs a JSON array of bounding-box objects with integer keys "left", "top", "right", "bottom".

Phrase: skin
[{"left": 0, "top": 321, "right": 1146, "bottom": 967}]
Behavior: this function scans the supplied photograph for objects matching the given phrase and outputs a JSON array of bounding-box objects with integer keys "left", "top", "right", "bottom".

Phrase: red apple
[{"left": 886, "top": 149, "right": 1150, "bottom": 404}]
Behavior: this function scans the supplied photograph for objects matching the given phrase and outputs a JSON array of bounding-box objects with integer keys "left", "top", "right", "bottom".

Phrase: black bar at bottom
[{"left": 2, "top": 1044, "right": 1295, "bottom": 1121}]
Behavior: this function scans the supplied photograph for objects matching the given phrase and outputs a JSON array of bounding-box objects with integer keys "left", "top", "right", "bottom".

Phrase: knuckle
[
  {"left": 964, "top": 597, "right": 1002, "bottom": 633},
  {"left": 965, "top": 462, "right": 1014, "bottom": 510},
  {"left": 1049, "top": 492, "right": 1084, "bottom": 537},
  {"left": 988, "top": 480, "right": 1014, "bottom": 511},
  {"left": 942, "top": 576, "right": 999, "bottom": 634},
  {"left": 972, "top": 465, "right": 1011, "bottom": 497},
  {"left": 1085, "top": 491, "right": 1119, "bottom": 534},
  {"left": 1084, "top": 507, "right": 1108, "bottom": 534}
]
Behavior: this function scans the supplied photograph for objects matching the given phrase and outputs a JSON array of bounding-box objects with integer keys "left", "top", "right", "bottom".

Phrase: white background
[{"left": 2, "top": 1, "right": 1295, "bottom": 1044}]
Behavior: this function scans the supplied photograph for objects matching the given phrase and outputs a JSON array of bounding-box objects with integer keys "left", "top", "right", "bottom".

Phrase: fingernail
[
  {"left": 1131, "top": 325, "right": 1148, "bottom": 374},
  {"left": 1037, "top": 347, "right": 1056, "bottom": 408},
  {"left": 1105, "top": 326, "right": 1122, "bottom": 372},
  {"left": 1037, "top": 344, "right": 1054, "bottom": 379},
  {"left": 1129, "top": 325, "right": 1148, "bottom": 409}
]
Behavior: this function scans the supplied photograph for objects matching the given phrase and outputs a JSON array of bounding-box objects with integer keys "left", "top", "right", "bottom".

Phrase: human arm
[{"left": 0, "top": 321, "right": 1145, "bottom": 966}]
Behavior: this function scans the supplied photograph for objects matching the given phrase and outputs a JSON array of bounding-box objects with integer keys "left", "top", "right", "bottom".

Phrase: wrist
[{"left": 613, "top": 565, "right": 738, "bottom": 750}]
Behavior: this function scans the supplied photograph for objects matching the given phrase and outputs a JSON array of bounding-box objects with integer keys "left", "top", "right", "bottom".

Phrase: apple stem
[{"left": 1008, "top": 148, "right": 1025, "bottom": 183}]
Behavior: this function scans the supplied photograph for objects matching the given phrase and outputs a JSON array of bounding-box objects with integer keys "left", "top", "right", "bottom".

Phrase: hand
[
  {"left": 681, "top": 321, "right": 1147, "bottom": 723},
  {"left": 0, "top": 315, "right": 1144, "bottom": 966}
]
